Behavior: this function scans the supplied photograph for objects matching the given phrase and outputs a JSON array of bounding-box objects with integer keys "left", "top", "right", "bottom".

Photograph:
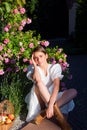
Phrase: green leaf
[
  {"left": 3, "top": 2, "right": 11, "bottom": 13},
  {"left": 0, "top": 7, "right": 3, "bottom": 14},
  {"left": 22, "top": 0, "right": 26, "bottom": 4}
]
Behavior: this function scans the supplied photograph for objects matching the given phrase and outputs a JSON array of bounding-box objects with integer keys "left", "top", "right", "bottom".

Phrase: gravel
[{"left": 10, "top": 115, "right": 26, "bottom": 130}]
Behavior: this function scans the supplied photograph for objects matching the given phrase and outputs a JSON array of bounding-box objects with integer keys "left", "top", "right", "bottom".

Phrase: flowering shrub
[{"left": 0, "top": 0, "right": 72, "bottom": 84}]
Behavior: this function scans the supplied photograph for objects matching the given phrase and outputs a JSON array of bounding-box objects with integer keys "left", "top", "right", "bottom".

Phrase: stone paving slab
[{"left": 22, "top": 119, "right": 61, "bottom": 130}]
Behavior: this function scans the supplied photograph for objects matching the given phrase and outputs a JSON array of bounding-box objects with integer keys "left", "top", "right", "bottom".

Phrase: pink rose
[
  {"left": 0, "top": 45, "right": 3, "bottom": 51},
  {"left": 7, "top": 23, "right": 11, "bottom": 29},
  {"left": 58, "top": 48, "right": 63, "bottom": 53},
  {"left": 20, "top": 47, "right": 25, "bottom": 52},
  {"left": 7, "top": 49, "right": 11, "bottom": 53},
  {"left": 59, "top": 58, "right": 63, "bottom": 63},
  {"left": 21, "top": 20, "right": 26, "bottom": 26},
  {"left": 13, "top": 9, "right": 19, "bottom": 14},
  {"left": 4, "top": 39, "right": 10, "bottom": 44},
  {"left": 23, "top": 58, "right": 28, "bottom": 62},
  {"left": 4, "top": 26, "right": 9, "bottom": 32},
  {"left": 0, "top": 69, "right": 4, "bottom": 75},
  {"left": 52, "top": 60, "right": 56, "bottom": 64},
  {"left": 44, "top": 41, "right": 49, "bottom": 47},
  {"left": 5, "top": 58, "right": 10, "bottom": 63},
  {"left": 64, "top": 54, "right": 67, "bottom": 58},
  {"left": 26, "top": 18, "right": 32, "bottom": 24},
  {"left": 23, "top": 68, "right": 27, "bottom": 72},
  {"left": 29, "top": 43, "right": 34, "bottom": 48},
  {"left": 19, "top": 8, "right": 26, "bottom": 14},
  {"left": 3, "top": 53, "right": 8, "bottom": 57},
  {"left": 63, "top": 62, "right": 69, "bottom": 67},
  {"left": 18, "top": 26, "right": 23, "bottom": 31},
  {"left": 40, "top": 41, "right": 49, "bottom": 47}
]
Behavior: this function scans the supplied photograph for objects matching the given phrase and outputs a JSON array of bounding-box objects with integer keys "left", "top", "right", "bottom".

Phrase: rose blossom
[
  {"left": 0, "top": 69, "right": 4, "bottom": 75},
  {"left": 44, "top": 41, "right": 49, "bottom": 47},
  {"left": 19, "top": 8, "right": 26, "bottom": 14},
  {"left": 64, "top": 54, "right": 67, "bottom": 58},
  {"left": 4, "top": 26, "right": 9, "bottom": 32},
  {"left": 0, "top": 45, "right": 3, "bottom": 51},
  {"left": 52, "top": 60, "right": 56, "bottom": 64},
  {"left": 40, "top": 41, "right": 49, "bottom": 47},
  {"left": 59, "top": 58, "right": 63, "bottom": 63},
  {"left": 18, "top": 26, "right": 23, "bottom": 31},
  {"left": 4, "top": 39, "right": 10, "bottom": 44},
  {"left": 63, "top": 62, "right": 69, "bottom": 67},
  {"left": 23, "top": 58, "right": 28, "bottom": 62},
  {"left": 20, "top": 47, "right": 25, "bottom": 52},
  {"left": 58, "top": 48, "right": 63, "bottom": 53},
  {"left": 23, "top": 68, "right": 27, "bottom": 72},
  {"left": 29, "top": 43, "right": 34, "bottom": 48},
  {"left": 26, "top": 18, "right": 32, "bottom": 24},
  {"left": 7, "top": 49, "right": 11, "bottom": 53},
  {"left": 5, "top": 58, "right": 10, "bottom": 63},
  {"left": 13, "top": 9, "right": 19, "bottom": 14},
  {"left": 7, "top": 23, "right": 11, "bottom": 29},
  {"left": 3, "top": 53, "right": 8, "bottom": 57},
  {"left": 21, "top": 20, "right": 26, "bottom": 26}
]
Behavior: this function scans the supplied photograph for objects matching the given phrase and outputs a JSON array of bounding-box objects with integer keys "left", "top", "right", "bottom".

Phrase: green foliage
[
  {"left": 0, "top": 71, "right": 31, "bottom": 116},
  {"left": 27, "top": 0, "right": 39, "bottom": 14},
  {"left": 0, "top": 0, "right": 41, "bottom": 74}
]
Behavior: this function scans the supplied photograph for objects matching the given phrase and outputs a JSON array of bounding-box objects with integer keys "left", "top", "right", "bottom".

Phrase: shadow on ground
[{"left": 67, "top": 55, "right": 87, "bottom": 130}]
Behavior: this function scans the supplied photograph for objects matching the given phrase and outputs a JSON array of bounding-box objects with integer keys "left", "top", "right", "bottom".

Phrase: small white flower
[{"left": 19, "top": 42, "right": 23, "bottom": 46}]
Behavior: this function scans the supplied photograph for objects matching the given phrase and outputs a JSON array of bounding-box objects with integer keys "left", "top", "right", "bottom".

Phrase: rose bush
[{"left": 0, "top": 1, "right": 71, "bottom": 79}]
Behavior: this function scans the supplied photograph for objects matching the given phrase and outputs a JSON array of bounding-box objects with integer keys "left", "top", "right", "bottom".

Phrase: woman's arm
[
  {"left": 49, "top": 77, "right": 60, "bottom": 106},
  {"left": 46, "top": 77, "right": 60, "bottom": 118},
  {"left": 31, "top": 54, "right": 41, "bottom": 83}
]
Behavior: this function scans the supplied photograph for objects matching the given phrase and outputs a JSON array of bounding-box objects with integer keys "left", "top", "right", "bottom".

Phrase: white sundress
[{"left": 25, "top": 63, "right": 75, "bottom": 122}]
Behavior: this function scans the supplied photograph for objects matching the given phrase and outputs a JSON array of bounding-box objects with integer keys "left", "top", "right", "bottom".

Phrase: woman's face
[{"left": 33, "top": 51, "right": 48, "bottom": 66}]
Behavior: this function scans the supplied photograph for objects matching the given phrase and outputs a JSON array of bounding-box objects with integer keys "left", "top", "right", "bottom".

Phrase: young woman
[{"left": 25, "top": 45, "right": 77, "bottom": 129}]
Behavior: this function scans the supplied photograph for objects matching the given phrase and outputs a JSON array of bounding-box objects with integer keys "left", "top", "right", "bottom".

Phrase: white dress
[{"left": 25, "top": 63, "right": 75, "bottom": 122}]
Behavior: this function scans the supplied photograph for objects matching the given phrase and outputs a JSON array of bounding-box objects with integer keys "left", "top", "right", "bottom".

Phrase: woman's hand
[
  {"left": 32, "top": 54, "right": 36, "bottom": 67},
  {"left": 32, "top": 54, "right": 41, "bottom": 83},
  {"left": 46, "top": 104, "right": 54, "bottom": 119}
]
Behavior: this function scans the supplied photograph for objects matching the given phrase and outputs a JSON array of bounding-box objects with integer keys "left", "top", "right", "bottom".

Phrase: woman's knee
[{"left": 68, "top": 88, "right": 77, "bottom": 98}]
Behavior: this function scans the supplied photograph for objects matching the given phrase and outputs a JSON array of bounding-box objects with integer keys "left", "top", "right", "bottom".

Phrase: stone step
[{"left": 22, "top": 119, "right": 61, "bottom": 130}]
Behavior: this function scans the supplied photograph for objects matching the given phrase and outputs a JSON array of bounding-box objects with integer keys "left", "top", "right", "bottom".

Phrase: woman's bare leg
[
  {"left": 56, "top": 88, "right": 77, "bottom": 107},
  {"left": 36, "top": 81, "right": 51, "bottom": 103}
]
